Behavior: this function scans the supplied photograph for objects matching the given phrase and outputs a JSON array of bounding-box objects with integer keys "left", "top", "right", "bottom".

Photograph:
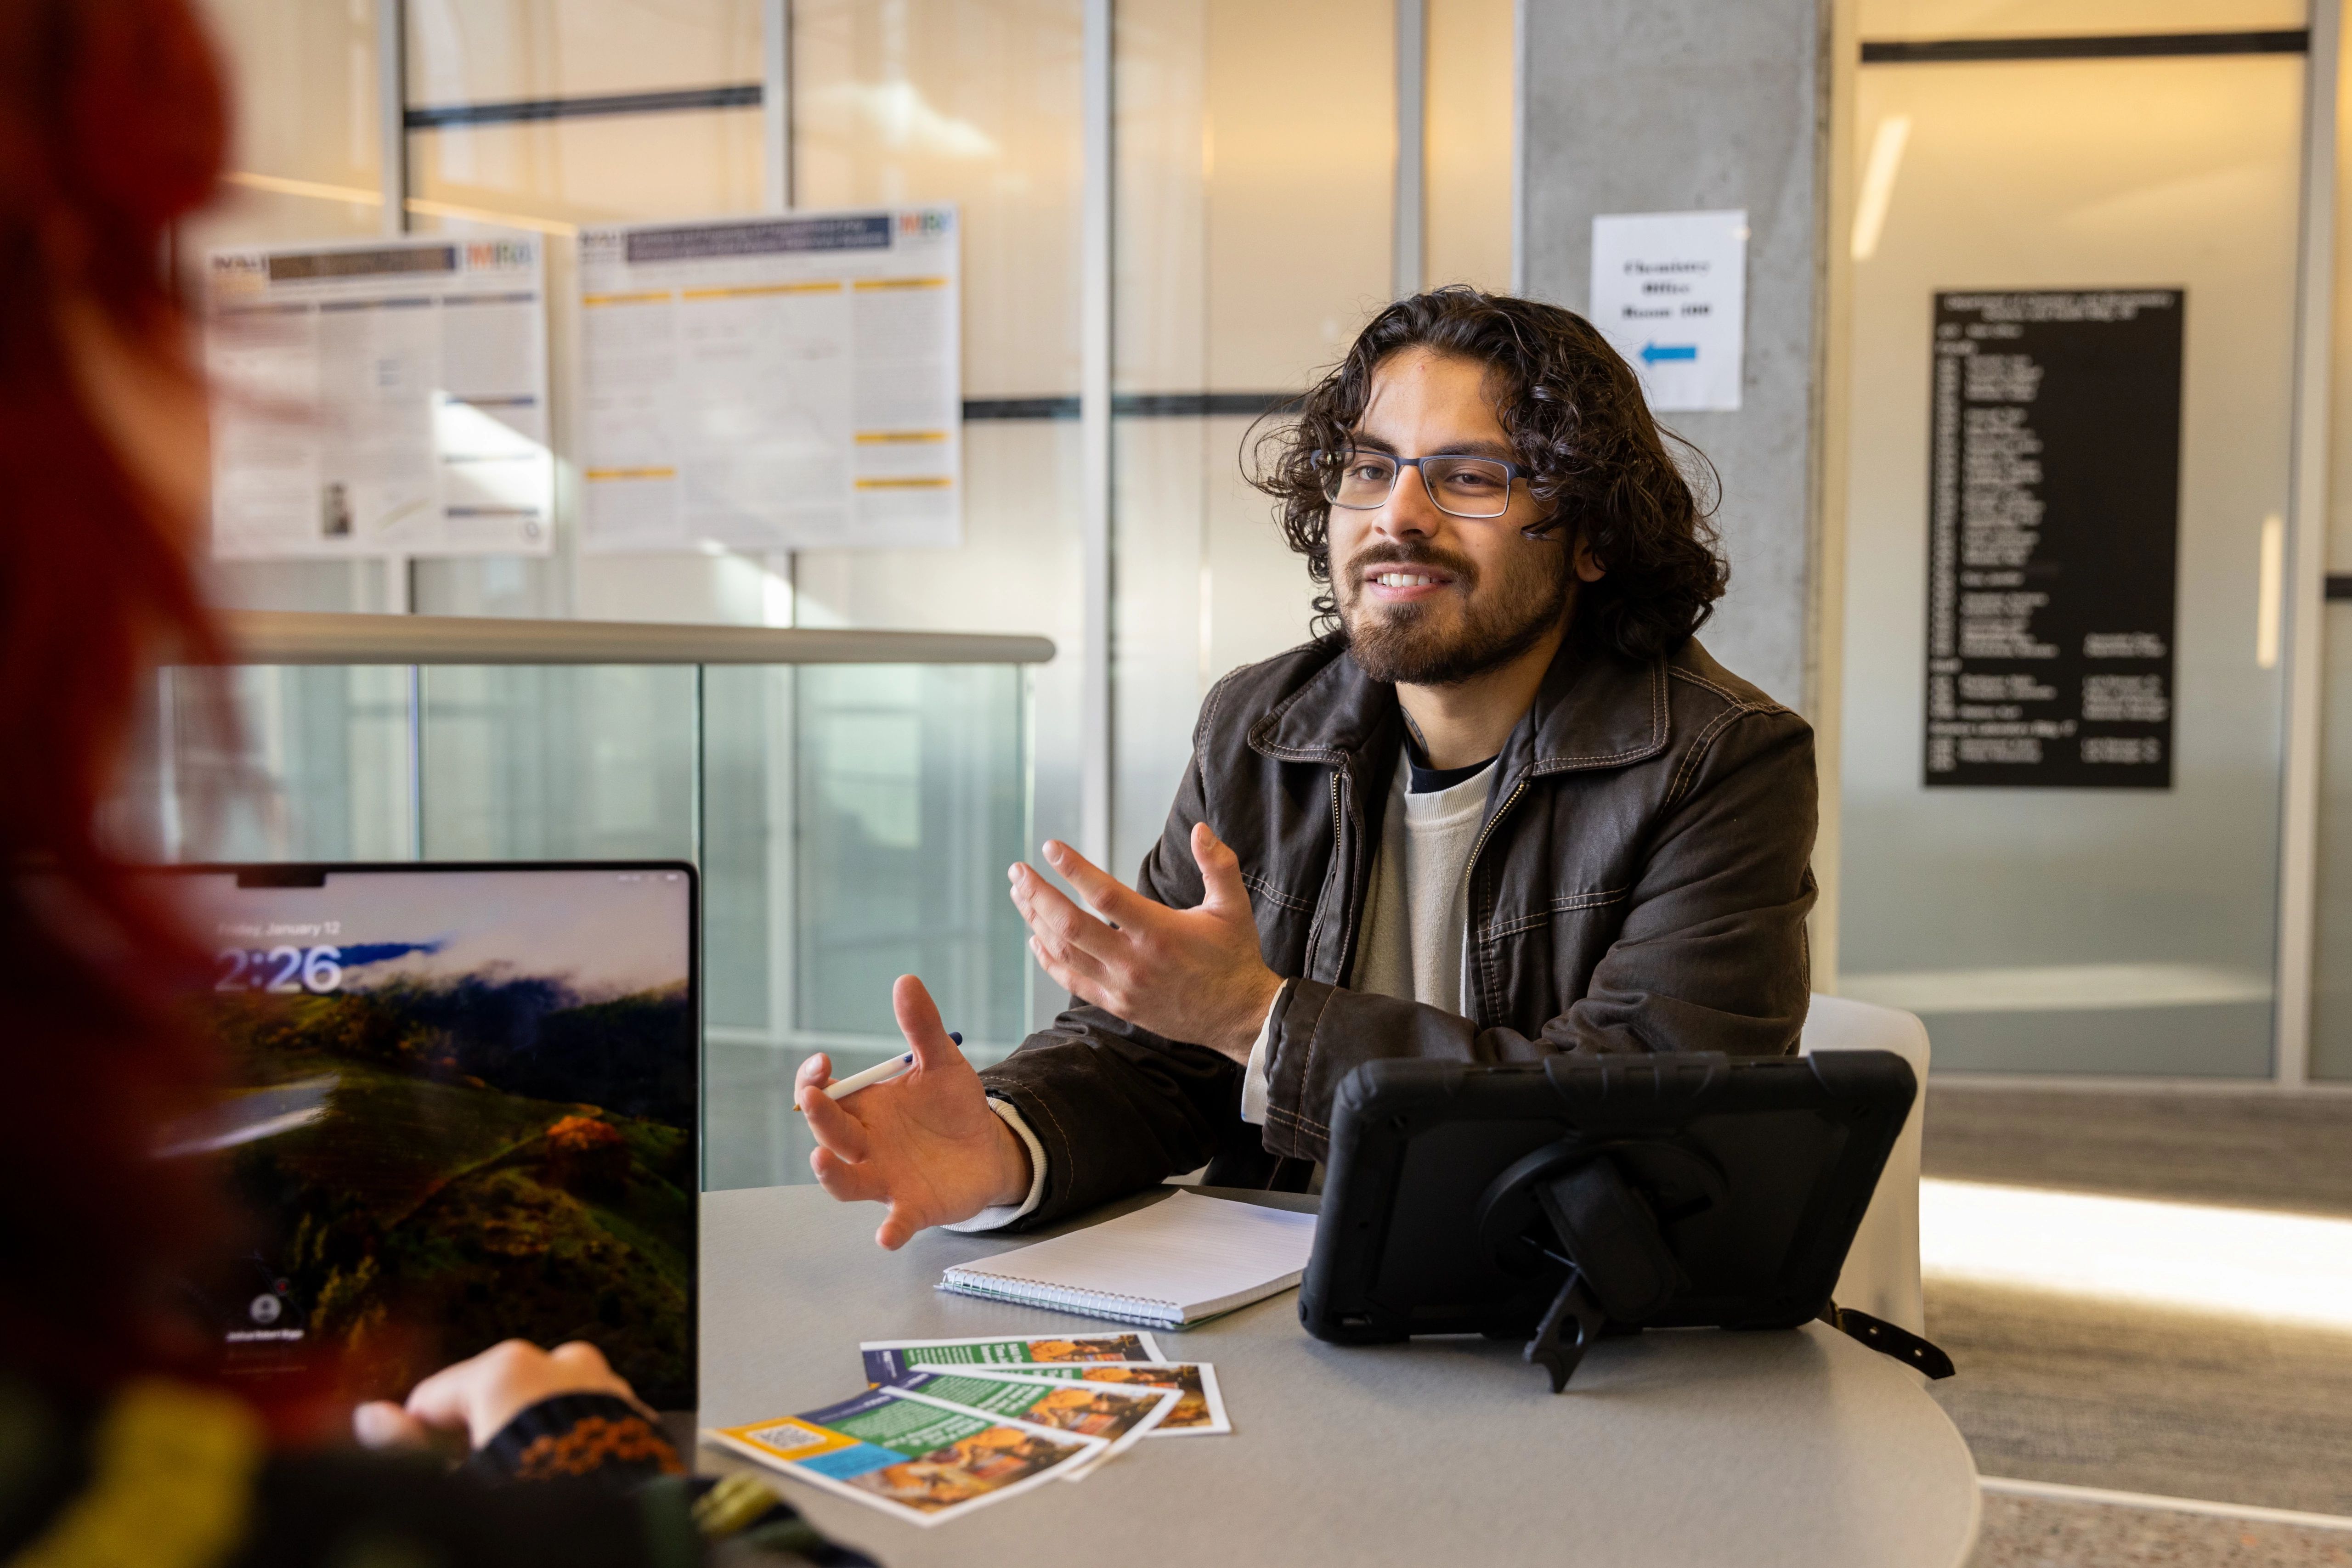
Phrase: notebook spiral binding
[{"left": 936, "top": 1268, "right": 1183, "bottom": 1327}]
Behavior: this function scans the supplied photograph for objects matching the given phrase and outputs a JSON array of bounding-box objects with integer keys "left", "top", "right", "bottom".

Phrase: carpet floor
[
  {"left": 1924, "top": 1084, "right": 2352, "bottom": 1563},
  {"left": 1968, "top": 1491, "right": 2352, "bottom": 1567},
  {"left": 1922, "top": 1086, "right": 2352, "bottom": 1218}
]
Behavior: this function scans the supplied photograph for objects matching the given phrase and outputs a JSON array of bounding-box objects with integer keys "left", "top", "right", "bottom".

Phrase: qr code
[{"left": 746, "top": 1421, "right": 831, "bottom": 1455}]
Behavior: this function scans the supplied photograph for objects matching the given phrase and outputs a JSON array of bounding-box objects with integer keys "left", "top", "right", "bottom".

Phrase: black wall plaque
[{"left": 1924, "top": 289, "right": 2182, "bottom": 789}]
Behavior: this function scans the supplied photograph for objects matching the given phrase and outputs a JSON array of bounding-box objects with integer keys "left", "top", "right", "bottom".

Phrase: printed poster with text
[
  {"left": 579, "top": 206, "right": 962, "bottom": 553},
  {"left": 205, "top": 236, "right": 553, "bottom": 559},
  {"left": 1922, "top": 290, "right": 2182, "bottom": 789}
]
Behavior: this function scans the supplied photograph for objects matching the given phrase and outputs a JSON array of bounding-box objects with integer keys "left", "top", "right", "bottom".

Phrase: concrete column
[{"left": 1517, "top": 0, "right": 1831, "bottom": 712}]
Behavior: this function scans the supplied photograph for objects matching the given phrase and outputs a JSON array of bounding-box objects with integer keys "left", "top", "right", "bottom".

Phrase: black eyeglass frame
[{"left": 1312, "top": 447, "right": 1538, "bottom": 519}]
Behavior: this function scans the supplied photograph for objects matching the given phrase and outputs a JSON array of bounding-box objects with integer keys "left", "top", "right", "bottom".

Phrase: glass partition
[
  {"left": 121, "top": 619, "right": 1040, "bottom": 1190},
  {"left": 404, "top": 0, "right": 764, "bottom": 105},
  {"left": 1107, "top": 0, "right": 1396, "bottom": 877},
  {"left": 2314, "top": 614, "right": 2352, "bottom": 1079},
  {"left": 2304, "top": 6, "right": 2352, "bottom": 1085}
]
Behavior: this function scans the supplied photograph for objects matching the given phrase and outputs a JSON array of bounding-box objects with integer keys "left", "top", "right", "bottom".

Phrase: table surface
[{"left": 700, "top": 1185, "right": 1980, "bottom": 1568}]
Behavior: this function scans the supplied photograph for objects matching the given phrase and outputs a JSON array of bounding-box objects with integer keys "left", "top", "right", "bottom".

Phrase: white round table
[{"left": 699, "top": 1185, "right": 1979, "bottom": 1568}]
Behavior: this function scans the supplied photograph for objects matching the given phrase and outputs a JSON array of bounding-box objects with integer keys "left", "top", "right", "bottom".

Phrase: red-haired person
[{"left": 0, "top": 4, "right": 863, "bottom": 1563}]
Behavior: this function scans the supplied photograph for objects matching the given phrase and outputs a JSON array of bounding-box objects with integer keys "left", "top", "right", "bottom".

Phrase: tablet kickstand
[
  {"left": 1515, "top": 1158, "right": 1685, "bottom": 1393},
  {"left": 1524, "top": 1267, "right": 1610, "bottom": 1393}
]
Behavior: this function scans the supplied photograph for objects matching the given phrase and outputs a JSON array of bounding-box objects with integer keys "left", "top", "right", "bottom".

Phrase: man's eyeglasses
[{"left": 1314, "top": 448, "right": 1531, "bottom": 519}]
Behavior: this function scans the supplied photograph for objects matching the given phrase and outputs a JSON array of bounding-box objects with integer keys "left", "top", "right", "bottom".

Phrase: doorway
[{"left": 1835, "top": 17, "right": 2310, "bottom": 1076}]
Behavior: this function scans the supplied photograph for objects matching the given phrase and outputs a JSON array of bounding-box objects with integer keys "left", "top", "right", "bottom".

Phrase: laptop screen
[{"left": 158, "top": 863, "right": 698, "bottom": 1411}]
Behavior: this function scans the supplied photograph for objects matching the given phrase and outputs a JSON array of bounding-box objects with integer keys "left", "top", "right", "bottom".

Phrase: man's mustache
[{"left": 1343, "top": 543, "right": 1479, "bottom": 585}]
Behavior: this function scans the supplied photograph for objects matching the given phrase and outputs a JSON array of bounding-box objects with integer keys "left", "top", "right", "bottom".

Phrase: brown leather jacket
[{"left": 981, "top": 633, "right": 1817, "bottom": 1230}]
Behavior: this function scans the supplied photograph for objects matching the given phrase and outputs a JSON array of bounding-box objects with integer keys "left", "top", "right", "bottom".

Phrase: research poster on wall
[
  {"left": 577, "top": 205, "right": 962, "bottom": 553},
  {"left": 1589, "top": 209, "right": 1747, "bottom": 412},
  {"left": 1922, "top": 289, "right": 2183, "bottom": 790},
  {"left": 204, "top": 236, "right": 553, "bottom": 559}
]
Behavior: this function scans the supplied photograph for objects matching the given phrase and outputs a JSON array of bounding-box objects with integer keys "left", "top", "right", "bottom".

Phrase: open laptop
[{"left": 152, "top": 862, "right": 698, "bottom": 1413}]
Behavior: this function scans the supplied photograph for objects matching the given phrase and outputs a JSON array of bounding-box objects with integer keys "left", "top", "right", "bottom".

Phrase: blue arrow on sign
[{"left": 1640, "top": 343, "right": 1698, "bottom": 364}]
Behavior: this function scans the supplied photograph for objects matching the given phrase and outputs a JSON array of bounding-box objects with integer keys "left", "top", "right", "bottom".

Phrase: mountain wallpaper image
[{"left": 193, "top": 959, "right": 695, "bottom": 1411}]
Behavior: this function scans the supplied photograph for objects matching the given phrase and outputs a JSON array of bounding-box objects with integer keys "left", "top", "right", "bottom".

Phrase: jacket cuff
[
  {"left": 941, "top": 1098, "right": 1048, "bottom": 1231},
  {"left": 1238, "top": 980, "right": 1292, "bottom": 1125},
  {"left": 1261, "top": 978, "right": 1337, "bottom": 1161},
  {"left": 466, "top": 1393, "right": 681, "bottom": 1486},
  {"left": 972, "top": 1073, "right": 1081, "bottom": 1231}
]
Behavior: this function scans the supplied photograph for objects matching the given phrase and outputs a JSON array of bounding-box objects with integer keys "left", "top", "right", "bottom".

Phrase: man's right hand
[{"left": 796, "top": 974, "right": 1033, "bottom": 1250}]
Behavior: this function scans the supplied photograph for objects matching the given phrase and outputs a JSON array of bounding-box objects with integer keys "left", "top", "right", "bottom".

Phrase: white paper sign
[
  {"left": 1589, "top": 209, "right": 1748, "bottom": 412},
  {"left": 577, "top": 206, "right": 962, "bottom": 553},
  {"left": 205, "top": 236, "right": 553, "bottom": 559}
]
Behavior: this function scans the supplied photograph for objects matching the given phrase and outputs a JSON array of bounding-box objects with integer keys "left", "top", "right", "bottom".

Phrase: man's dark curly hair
[{"left": 1248, "top": 286, "right": 1729, "bottom": 663}]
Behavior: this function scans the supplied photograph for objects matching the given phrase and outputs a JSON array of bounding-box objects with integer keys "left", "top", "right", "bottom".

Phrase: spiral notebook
[{"left": 938, "top": 1192, "right": 1319, "bottom": 1330}]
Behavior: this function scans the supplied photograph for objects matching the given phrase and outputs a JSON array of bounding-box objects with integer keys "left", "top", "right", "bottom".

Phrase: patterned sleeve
[
  {"left": 466, "top": 1393, "right": 685, "bottom": 1487},
  {"left": 462, "top": 1393, "right": 877, "bottom": 1566},
  {"left": 0, "top": 1377, "right": 874, "bottom": 1568}
]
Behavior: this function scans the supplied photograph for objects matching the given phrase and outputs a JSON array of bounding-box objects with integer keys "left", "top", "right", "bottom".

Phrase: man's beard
[{"left": 1336, "top": 541, "right": 1572, "bottom": 687}]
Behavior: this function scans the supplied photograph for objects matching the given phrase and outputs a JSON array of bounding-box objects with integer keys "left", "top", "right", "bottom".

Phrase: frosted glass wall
[{"left": 1836, "top": 31, "right": 2302, "bottom": 1075}]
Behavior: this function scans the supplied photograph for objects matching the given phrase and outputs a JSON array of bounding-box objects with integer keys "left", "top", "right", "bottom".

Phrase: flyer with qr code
[
  {"left": 882, "top": 1367, "right": 1178, "bottom": 1478},
  {"left": 704, "top": 1383, "right": 1104, "bottom": 1527},
  {"left": 858, "top": 1332, "right": 1165, "bottom": 1383},
  {"left": 950, "top": 1361, "right": 1230, "bottom": 1436}
]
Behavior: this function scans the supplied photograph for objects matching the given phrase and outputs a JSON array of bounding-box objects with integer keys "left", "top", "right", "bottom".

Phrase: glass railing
[{"left": 119, "top": 611, "right": 1053, "bottom": 1188}]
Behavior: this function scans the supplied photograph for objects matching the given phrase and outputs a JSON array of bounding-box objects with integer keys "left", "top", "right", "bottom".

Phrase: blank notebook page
[{"left": 938, "top": 1193, "right": 1320, "bottom": 1328}]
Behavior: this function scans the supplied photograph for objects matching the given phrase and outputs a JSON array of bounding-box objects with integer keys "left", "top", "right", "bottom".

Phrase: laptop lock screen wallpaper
[{"left": 158, "top": 865, "right": 697, "bottom": 1410}]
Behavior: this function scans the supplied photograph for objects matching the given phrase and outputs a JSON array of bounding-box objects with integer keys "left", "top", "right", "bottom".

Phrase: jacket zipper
[
  {"left": 1326, "top": 769, "right": 1357, "bottom": 984},
  {"left": 1302, "top": 770, "right": 1346, "bottom": 981},
  {"left": 1462, "top": 777, "right": 1528, "bottom": 890}
]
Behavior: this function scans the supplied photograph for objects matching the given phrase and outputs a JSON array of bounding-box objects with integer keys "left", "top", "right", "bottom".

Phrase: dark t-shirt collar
[{"left": 1402, "top": 734, "right": 1498, "bottom": 795}]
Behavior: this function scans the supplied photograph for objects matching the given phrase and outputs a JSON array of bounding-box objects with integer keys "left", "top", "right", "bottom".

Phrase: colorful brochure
[
  {"left": 882, "top": 1367, "right": 1179, "bottom": 1478},
  {"left": 704, "top": 1383, "right": 1104, "bottom": 1527},
  {"left": 858, "top": 1332, "right": 1165, "bottom": 1383},
  {"left": 954, "top": 1360, "right": 1230, "bottom": 1437}
]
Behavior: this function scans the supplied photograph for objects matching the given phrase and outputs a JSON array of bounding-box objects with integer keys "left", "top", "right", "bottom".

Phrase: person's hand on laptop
[
  {"left": 352, "top": 1339, "right": 650, "bottom": 1452},
  {"left": 1010, "top": 824, "right": 1283, "bottom": 1065},
  {"left": 794, "top": 974, "right": 1033, "bottom": 1249}
]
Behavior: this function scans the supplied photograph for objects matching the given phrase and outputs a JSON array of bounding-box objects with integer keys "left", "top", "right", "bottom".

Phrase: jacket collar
[{"left": 1247, "top": 635, "right": 1671, "bottom": 774}]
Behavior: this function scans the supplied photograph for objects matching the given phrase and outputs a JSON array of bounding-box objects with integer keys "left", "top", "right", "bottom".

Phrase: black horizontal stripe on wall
[
  {"left": 1861, "top": 30, "right": 2307, "bottom": 64},
  {"left": 962, "top": 396, "right": 1080, "bottom": 421},
  {"left": 1119, "top": 391, "right": 1303, "bottom": 417},
  {"left": 2326, "top": 574, "right": 2352, "bottom": 602},
  {"left": 406, "top": 84, "right": 763, "bottom": 130},
  {"left": 960, "top": 392, "right": 1302, "bottom": 422}
]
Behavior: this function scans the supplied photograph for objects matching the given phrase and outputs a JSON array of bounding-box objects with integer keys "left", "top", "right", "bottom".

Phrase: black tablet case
[{"left": 1299, "top": 1051, "right": 1915, "bottom": 1368}]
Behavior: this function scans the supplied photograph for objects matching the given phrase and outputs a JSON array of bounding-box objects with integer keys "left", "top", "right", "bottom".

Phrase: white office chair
[{"left": 1798, "top": 993, "right": 1931, "bottom": 1336}]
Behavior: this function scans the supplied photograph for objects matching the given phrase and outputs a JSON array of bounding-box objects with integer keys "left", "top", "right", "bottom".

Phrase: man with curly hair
[{"left": 797, "top": 288, "right": 1817, "bottom": 1246}]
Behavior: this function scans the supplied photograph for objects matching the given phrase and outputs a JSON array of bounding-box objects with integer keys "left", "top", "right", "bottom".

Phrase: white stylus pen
[{"left": 804, "top": 1032, "right": 964, "bottom": 1107}]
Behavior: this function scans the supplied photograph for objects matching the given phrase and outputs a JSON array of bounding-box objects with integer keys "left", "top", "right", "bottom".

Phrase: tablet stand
[
  {"left": 1521, "top": 1265, "right": 1612, "bottom": 1393},
  {"left": 1487, "top": 1147, "right": 1697, "bottom": 1393},
  {"left": 1485, "top": 1142, "right": 1956, "bottom": 1391}
]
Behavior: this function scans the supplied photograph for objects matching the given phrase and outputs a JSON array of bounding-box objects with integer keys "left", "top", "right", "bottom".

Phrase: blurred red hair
[{"left": 0, "top": 0, "right": 233, "bottom": 1388}]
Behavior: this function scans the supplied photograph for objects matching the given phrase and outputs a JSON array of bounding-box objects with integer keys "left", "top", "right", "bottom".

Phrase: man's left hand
[{"left": 1010, "top": 823, "right": 1283, "bottom": 1064}]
